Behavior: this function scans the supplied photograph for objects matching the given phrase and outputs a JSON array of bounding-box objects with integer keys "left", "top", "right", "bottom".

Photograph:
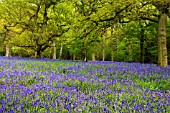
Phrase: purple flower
[
  {"left": 73, "top": 102, "right": 78, "bottom": 109},
  {"left": 45, "top": 104, "right": 50, "bottom": 111},
  {"left": 0, "top": 108, "right": 4, "bottom": 113},
  {"left": 168, "top": 94, "right": 170, "bottom": 102},
  {"left": 104, "top": 107, "right": 107, "bottom": 111},
  {"left": 0, "top": 100, "right": 6, "bottom": 106},
  {"left": 9, "top": 110, "right": 15, "bottom": 113},
  {"left": 112, "top": 80, "right": 117, "bottom": 84}
]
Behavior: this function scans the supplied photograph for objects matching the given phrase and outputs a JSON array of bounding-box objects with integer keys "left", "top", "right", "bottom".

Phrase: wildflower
[{"left": 104, "top": 107, "right": 107, "bottom": 112}]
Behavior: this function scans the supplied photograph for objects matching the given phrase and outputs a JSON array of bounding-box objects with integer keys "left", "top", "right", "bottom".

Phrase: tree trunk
[
  {"left": 37, "top": 50, "right": 41, "bottom": 58},
  {"left": 128, "top": 44, "right": 133, "bottom": 62},
  {"left": 111, "top": 26, "right": 114, "bottom": 61},
  {"left": 140, "top": 28, "right": 145, "bottom": 63},
  {"left": 92, "top": 51, "right": 95, "bottom": 61},
  {"left": 82, "top": 47, "right": 87, "bottom": 62},
  {"left": 158, "top": 13, "right": 168, "bottom": 67},
  {"left": 83, "top": 50, "right": 87, "bottom": 62},
  {"left": 53, "top": 42, "right": 56, "bottom": 59},
  {"left": 96, "top": 51, "right": 99, "bottom": 61},
  {"left": 59, "top": 43, "right": 63, "bottom": 60},
  {"left": 35, "top": 46, "right": 41, "bottom": 58},
  {"left": 83, "top": 55, "right": 87, "bottom": 62},
  {"left": 102, "top": 49, "right": 105, "bottom": 61},
  {"left": 35, "top": 51, "right": 37, "bottom": 58},
  {"left": 102, "top": 35, "right": 105, "bottom": 61},
  {"left": 82, "top": 40, "right": 87, "bottom": 62},
  {"left": 73, "top": 54, "right": 75, "bottom": 61},
  {"left": 35, "top": 51, "right": 41, "bottom": 58},
  {"left": 5, "top": 44, "right": 11, "bottom": 57}
]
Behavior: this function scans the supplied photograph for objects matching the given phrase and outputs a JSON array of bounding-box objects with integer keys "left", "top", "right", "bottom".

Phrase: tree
[
  {"left": 140, "top": 0, "right": 170, "bottom": 67},
  {"left": 151, "top": 1, "right": 169, "bottom": 67},
  {"left": 86, "top": 0, "right": 169, "bottom": 66},
  {"left": 72, "top": 0, "right": 99, "bottom": 61},
  {"left": 0, "top": 0, "right": 71, "bottom": 58},
  {"left": 0, "top": 0, "right": 170, "bottom": 66},
  {"left": 0, "top": 0, "right": 24, "bottom": 57}
]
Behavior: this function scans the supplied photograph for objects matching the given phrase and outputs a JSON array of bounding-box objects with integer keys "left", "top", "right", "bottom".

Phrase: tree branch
[
  {"left": 140, "top": 16, "right": 158, "bottom": 23},
  {"left": 97, "top": 4, "right": 132, "bottom": 22}
]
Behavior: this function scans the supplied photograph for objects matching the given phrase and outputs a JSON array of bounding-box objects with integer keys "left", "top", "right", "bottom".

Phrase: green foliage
[
  {"left": 133, "top": 75, "right": 170, "bottom": 90},
  {"left": 0, "top": 75, "right": 5, "bottom": 85},
  {"left": 0, "top": 0, "right": 170, "bottom": 64}
]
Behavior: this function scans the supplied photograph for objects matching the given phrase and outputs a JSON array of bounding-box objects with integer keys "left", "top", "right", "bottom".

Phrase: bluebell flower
[
  {"left": 0, "top": 108, "right": 4, "bottom": 113},
  {"left": 104, "top": 107, "right": 107, "bottom": 112},
  {"left": 73, "top": 102, "right": 78, "bottom": 109}
]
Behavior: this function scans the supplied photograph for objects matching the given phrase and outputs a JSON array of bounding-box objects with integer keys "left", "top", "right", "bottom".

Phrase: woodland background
[{"left": 0, "top": 0, "right": 170, "bottom": 67}]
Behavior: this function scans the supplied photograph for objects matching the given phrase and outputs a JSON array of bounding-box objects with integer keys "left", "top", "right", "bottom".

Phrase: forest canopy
[{"left": 0, "top": 0, "right": 170, "bottom": 67}]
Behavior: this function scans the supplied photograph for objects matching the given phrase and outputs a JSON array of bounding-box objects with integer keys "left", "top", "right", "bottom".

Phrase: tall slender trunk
[
  {"left": 53, "top": 42, "right": 56, "bottom": 59},
  {"left": 92, "top": 51, "right": 95, "bottom": 61},
  {"left": 158, "top": 13, "right": 168, "bottom": 67},
  {"left": 35, "top": 51, "right": 37, "bottom": 58},
  {"left": 5, "top": 44, "right": 11, "bottom": 57},
  {"left": 102, "top": 35, "right": 105, "bottom": 61},
  {"left": 102, "top": 49, "right": 105, "bottom": 61},
  {"left": 59, "top": 43, "right": 63, "bottom": 59},
  {"left": 158, "top": 16, "right": 163, "bottom": 66},
  {"left": 111, "top": 26, "right": 114, "bottom": 61},
  {"left": 73, "top": 54, "right": 75, "bottom": 61},
  {"left": 140, "top": 28, "right": 145, "bottom": 63},
  {"left": 128, "top": 44, "right": 133, "bottom": 62},
  {"left": 96, "top": 51, "right": 99, "bottom": 61},
  {"left": 82, "top": 41, "right": 87, "bottom": 62},
  {"left": 83, "top": 49, "right": 87, "bottom": 62},
  {"left": 116, "top": 37, "right": 119, "bottom": 61}
]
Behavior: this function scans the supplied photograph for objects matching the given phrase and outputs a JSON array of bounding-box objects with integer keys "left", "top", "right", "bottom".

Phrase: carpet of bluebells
[{"left": 0, "top": 56, "right": 170, "bottom": 113}]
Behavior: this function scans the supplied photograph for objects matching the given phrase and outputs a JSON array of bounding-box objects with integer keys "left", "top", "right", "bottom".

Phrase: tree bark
[
  {"left": 37, "top": 49, "right": 41, "bottom": 58},
  {"left": 5, "top": 44, "right": 11, "bottom": 57},
  {"left": 59, "top": 43, "right": 63, "bottom": 59},
  {"left": 102, "top": 49, "right": 105, "bottom": 61},
  {"left": 83, "top": 50, "right": 87, "bottom": 62},
  {"left": 102, "top": 35, "right": 105, "bottom": 61},
  {"left": 111, "top": 26, "right": 114, "bottom": 61},
  {"left": 53, "top": 42, "right": 56, "bottom": 59},
  {"left": 83, "top": 55, "right": 87, "bottom": 62},
  {"left": 34, "top": 51, "right": 41, "bottom": 58},
  {"left": 140, "top": 28, "right": 145, "bottom": 63},
  {"left": 73, "top": 54, "right": 76, "bottom": 61},
  {"left": 35, "top": 51, "right": 37, "bottom": 58},
  {"left": 92, "top": 51, "right": 95, "bottom": 61},
  {"left": 82, "top": 40, "right": 87, "bottom": 62},
  {"left": 82, "top": 47, "right": 87, "bottom": 62},
  {"left": 34, "top": 45, "right": 41, "bottom": 58},
  {"left": 158, "top": 13, "right": 168, "bottom": 67}
]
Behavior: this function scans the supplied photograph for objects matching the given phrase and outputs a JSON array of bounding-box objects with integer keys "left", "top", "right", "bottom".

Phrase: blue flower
[
  {"left": 0, "top": 108, "right": 4, "bottom": 113},
  {"left": 104, "top": 107, "right": 107, "bottom": 112}
]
